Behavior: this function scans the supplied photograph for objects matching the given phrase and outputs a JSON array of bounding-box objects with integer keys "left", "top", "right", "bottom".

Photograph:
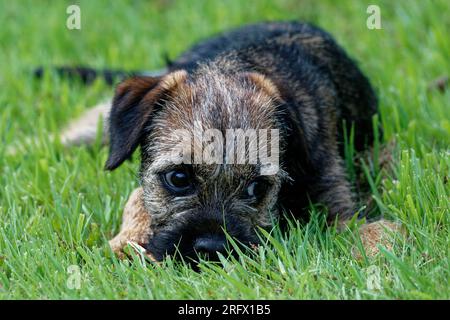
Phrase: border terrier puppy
[{"left": 62, "top": 22, "right": 389, "bottom": 262}]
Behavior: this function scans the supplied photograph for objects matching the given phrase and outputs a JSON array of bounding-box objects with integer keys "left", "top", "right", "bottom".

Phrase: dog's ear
[
  {"left": 243, "top": 72, "right": 312, "bottom": 173},
  {"left": 105, "top": 70, "right": 188, "bottom": 170},
  {"left": 241, "top": 72, "right": 282, "bottom": 100}
]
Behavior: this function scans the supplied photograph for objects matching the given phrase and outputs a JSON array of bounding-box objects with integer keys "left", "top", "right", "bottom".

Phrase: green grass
[{"left": 0, "top": 0, "right": 449, "bottom": 299}]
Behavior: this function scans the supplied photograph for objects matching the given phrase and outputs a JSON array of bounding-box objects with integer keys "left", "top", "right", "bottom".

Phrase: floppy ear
[
  {"left": 105, "top": 70, "right": 187, "bottom": 170},
  {"left": 242, "top": 72, "right": 282, "bottom": 99},
  {"left": 243, "top": 72, "right": 312, "bottom": 172}
]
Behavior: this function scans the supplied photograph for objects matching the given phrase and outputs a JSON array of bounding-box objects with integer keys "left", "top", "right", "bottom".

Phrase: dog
[{"left": 54, "top": 21, "right": 399, "bottom": 262}]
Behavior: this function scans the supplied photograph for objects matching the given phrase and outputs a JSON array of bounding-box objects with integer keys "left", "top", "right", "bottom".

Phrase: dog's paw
[
  {"left": 352, "top": 219, "right": 403, "bottom": 260},
  {"left": 109, "top": 187, "right": 156, "bottom": 262},
  {"left": 60, "top": 100, "right": 111, "bottom": 147}
]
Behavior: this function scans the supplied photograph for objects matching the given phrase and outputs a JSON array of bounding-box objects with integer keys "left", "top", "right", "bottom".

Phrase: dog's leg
[
  {"left": 60, "top": 99, "right": 111, "bottom": 147},
  {"left": 109, "top": 187, "right": 156, "bottom": 261},
  {"left": 310, "top": 156, "right": 403, "bottom": 257},
  {"left": 352, "top": 219, "right": 403, "bottom": 259},
  {"left": 310, "top": 157, "right": 356, "bottom": 224},
  {"left": 5, "top": 99, "right": 112, "bottom": 156}
]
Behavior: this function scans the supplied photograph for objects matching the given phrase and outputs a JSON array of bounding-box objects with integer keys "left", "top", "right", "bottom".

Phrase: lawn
[{"left": 0, "top": 0, "right": 448, "bottom": 299}]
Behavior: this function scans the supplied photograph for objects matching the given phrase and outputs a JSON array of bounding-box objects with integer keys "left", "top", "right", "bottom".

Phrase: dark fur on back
[{"left": 171, "top": 22, "right": 378, "bottom": 148}]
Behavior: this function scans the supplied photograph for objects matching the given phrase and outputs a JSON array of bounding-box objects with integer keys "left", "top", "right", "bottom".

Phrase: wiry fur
[
  {"left": 63, "top": 22, "right": 390, "bottom": 261},
  {"left": 132, "top": 66, "right": 286, "bottom": 260}
]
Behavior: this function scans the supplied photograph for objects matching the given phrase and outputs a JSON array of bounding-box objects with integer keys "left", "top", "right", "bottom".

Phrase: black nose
[{"left": 193, "top": 235, "right": 226, "bottom": 257}]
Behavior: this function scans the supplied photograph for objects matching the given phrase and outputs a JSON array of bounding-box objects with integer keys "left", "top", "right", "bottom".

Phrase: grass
[{"left": 0, "top": 0, "right": 449, "bottom": 299}]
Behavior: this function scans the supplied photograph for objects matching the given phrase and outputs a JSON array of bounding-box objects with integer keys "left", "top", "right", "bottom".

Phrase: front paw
[
  {"left": 109, "top": 188, "right": 156, "bottom": 262},
  {"left": 352, "top": 219, "right": 403, "bottom": 259}
]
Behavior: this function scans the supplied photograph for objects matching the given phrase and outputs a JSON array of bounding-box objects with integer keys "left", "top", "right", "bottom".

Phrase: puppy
[{"left": 61, "top": 22, "right": 396, "bottom": 262}]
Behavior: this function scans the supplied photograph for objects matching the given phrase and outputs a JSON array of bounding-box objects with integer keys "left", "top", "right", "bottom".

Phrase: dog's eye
[
  {"left": 162, "top": 168, "right": 193, "bottom": 193},
  {"left": 246, "top": 179, "right": 269, "bottom": 200}
]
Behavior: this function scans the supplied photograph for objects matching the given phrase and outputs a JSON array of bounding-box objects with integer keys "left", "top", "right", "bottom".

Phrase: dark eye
[
  {"left": 161, "top": 168, "right": 193, "bottom": 194},
  {"left": 246, "top": 179, "right": 270, "bottom": 200}
]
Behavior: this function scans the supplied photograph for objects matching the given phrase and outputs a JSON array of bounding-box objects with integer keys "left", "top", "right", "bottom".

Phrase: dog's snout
[{"left": 193, "top": 235, "right": 226, "bottom": 256}]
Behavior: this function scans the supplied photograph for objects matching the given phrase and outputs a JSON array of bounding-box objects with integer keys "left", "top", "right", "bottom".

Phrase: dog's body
[{"left": 61, "top": 22, "right": 386, "bottom": 262}]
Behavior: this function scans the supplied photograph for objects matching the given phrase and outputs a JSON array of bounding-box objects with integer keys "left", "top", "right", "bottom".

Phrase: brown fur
[
  {"left": 352, "top": 220, "right": 403, "bottom": 259},
  {"left": 109, "top": 188, "right": 155, "bottom": 260}
]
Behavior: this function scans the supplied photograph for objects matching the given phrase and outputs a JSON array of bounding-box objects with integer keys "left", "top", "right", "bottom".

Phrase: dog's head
[{"left": 106, "top": 65, "right": 288, "bottom": 262}]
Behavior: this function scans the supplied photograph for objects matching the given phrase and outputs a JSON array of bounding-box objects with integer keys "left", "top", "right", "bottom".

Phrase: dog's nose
[{"left": 193, "top": 235, "right": 226, "bottom": 256}]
